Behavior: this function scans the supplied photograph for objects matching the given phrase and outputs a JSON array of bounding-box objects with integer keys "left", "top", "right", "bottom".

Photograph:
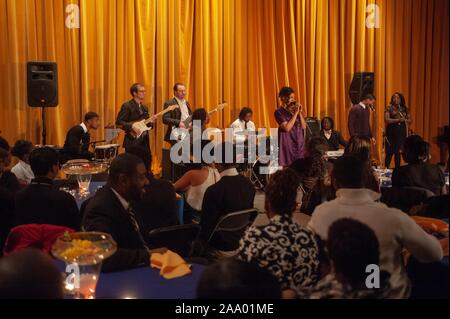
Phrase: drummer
[
  {"left": 62, "top": 112, "right": 100, "bottom": 162},
  {"left": 230, "top": 107, "right": 256, "bottom": 144}
]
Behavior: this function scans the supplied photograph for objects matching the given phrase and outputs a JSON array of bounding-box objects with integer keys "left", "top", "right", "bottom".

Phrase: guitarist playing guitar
[
  {"left": 162, "top": 83, "right": 193, "bottom": 146},
  {"left": 116, "top": 83, "right": 157, "bottom": 154}
]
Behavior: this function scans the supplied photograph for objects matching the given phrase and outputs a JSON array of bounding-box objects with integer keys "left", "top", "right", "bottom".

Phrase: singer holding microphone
[
  {"left": 348, "top": 93, "right": 377, "bottom": 144},
  {"left": 384, "top": 92, "right": 411, "bottom": 169},
  {"left": 275, "top": 86, "right": 307, "bottom": 167}
]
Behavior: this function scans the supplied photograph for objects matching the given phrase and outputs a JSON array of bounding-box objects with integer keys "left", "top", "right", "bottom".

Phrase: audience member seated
[
  {"left": 127, "top": 145, "right": 179, "bottom": 232},
  {"left": 300, "top": 218, "right": 391, "bottom": 299},
  {"left": 237, "top": 168, "right": 319, "bottom": 297},
  {"left": 83, "top": 154, "right": 165, "bottom": 272},
  {"left": 392, "top": 136, "right": 446, "bottom": 196},
  {"left": 308, "top": 156, "right": 443, "bottom": 298},
  {"left": 14, "top": 147, "right": 80, "bottom": 230},
  {"left": 319, "top": 116, "right": 347, "bottom": 151},
  {"left": 197, "top": 259, "right": 281, "bottom": 299},
  {"left": 0, "top": 136, "right": 10, "bottom": 152},
  {"left": 0, "top": 181, "right": 15, "bottom": 254},
  {"left": 344, "top": 135, "right": 380, "bottom": 192},
  {"left": 200, "top": 143, "right": 256, "bottom": 253},
  {"left": 0, "top": 144, "right": 21, "bottom": 193},
  {"left": 11, "top": 140, "right": 35, "bottom": 184},
  {"left": 290, "top": 137, "right": 330, "bottom": 214},
  {"left": 174, "top": 151, "right": 220, "bottom": 223},
  {"left": 412, "top": 195, "right": 449, "bottom": 221},
  {"left": 0, "top": 248, "right": 63, "bottom": 299}
]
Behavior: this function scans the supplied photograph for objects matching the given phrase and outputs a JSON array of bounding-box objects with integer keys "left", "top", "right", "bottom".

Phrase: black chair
[
  {"left": 206, "top": 209, "right": 259, "bottom": 249},
  {"left": 147, "top": 224, "right": 201, "bottom": 257}
]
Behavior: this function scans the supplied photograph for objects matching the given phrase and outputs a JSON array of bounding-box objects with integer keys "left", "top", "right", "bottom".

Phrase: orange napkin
[
  {"left": 411, "top": 216, "right": 449, "bottom": 234},
  {"left": 150, "top": 250, "right": 192, "bottom": 279}
]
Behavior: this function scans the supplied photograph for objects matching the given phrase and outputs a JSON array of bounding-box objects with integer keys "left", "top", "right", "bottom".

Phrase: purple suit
[
  {"left": 275, "top": 107, "right": 305, "bottom": 167},
  {"left": 348, "top": 103, "right": 372, "bottom": 138}
]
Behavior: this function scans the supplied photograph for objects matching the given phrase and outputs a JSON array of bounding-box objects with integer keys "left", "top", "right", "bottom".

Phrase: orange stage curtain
[{"left": 0, "top": 0, "right": 448, "bottom": 170}]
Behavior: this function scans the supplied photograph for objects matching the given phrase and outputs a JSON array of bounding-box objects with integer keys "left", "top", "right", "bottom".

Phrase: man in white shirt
[
  {"left": 11, "top": 140, "right": 35, "bottom": 184},
  {"left": 63, "top": 112, "right": 100, "bottom": 161},
  {"left": 162, "top": 83, "right": 193, "bottom": 145},
  {"left": 308, "top": 155, "right": 443, "bottom": 299},
  {"left": 230, "top": 107, "right": 256, "bottom": 144}
]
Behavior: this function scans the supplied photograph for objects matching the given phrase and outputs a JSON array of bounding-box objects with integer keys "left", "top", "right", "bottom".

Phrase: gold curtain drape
[{"left": 1, "top": 0, "right": 448, "bottom": 170}]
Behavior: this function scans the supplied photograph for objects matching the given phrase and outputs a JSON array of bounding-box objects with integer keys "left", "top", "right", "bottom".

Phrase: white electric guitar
[
  {"left": 130, "top": 104, "right": 179, "bottom": 139},
  {"left": 171, "top": 102, "right": 228, "bottom": 141}
]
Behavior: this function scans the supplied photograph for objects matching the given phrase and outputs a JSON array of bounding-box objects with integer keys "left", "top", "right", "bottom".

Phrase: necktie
[
  {"left": 126, "top": 206, "right": 149, "bottom": 251},
  {"left": 244, "top": 121, "right": 248, "bottom": 130}
]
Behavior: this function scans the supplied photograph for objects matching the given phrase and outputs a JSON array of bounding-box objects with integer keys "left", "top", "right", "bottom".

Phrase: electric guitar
[
  {"left": 130, "top": 104, "right": 179, "bottom": 139},
  {"left": 172, "top": 102, "right": 228, "bottom": 141}
]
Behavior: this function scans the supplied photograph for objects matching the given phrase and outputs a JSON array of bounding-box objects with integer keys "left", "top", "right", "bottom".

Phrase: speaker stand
[{"left": 41, "top": 105, "right": 47, "bottom": 145}]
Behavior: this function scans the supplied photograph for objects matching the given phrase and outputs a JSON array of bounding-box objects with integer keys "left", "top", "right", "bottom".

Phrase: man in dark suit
[
  {"left": 62, "top": 112, "right": 100, "bottom": 161},
  {"left": 162, "top": 83, "right": 193, "bottom": 145},
  {"left": 14, "top": 147, "right": 80, "bottom": 230},
  {"left": 348, "top": 93, "right": 376, "bottom": 144},
  {"left": 200, "top": 143, "right": 256, "bottom": 252},
  {"left": 116, "top": 83, "right": 156, "bottom": 154},
  {"left": 126, "top": 145, "right": 179, "bottom": 234},
  {"left": 82, "top": 153, "right": 165, "bottom": 272}
]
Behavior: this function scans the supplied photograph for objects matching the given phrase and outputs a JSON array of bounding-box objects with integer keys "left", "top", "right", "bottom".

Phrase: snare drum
[{"left": 95, "top": 144, "right": 119, "bottom": 162}]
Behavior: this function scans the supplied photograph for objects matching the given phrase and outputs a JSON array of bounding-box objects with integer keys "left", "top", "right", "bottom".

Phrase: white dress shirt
[
  {"left": 359, "top": 102, "right": 366, "bottom": 109},
  {"left": 111, "top": 187, "right": 130, "bottom": 211},
  {"left": 11, "top": 160, "right": 35, "bottom": 184},
  {"left": 219, "top": 168, "right": 239, "bottom": 178},
  {"left": 80, "top": 122, "right": 88, "bottom": 133},
  {"left": 175, "top": 97, "right": 190, "bottom": 122},
  {"left": 230, "top": 119, "right": 256, "bottom": 143},
  {"left": 308, "top": 188, "right": 443, "bottom": 299}
]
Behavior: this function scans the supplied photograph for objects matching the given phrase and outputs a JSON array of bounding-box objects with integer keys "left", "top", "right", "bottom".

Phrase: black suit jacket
[
  {"left": 14, "top": 177, "right": 81, "bottom": 230},
  {"left": 348, "top": 104, "right": 372, "bottom": 138},
  {"left": 116, "top": 99, "right": 152, "bottom": 151},
  {"left": 63, "top": 125, "right": 92, "bottom": 160},
  {"left": 134, "top": 176, "right": 179, "bottom": 235},
  {"left": 319, "top": 130, "right": 347, "bottom": 151},
  {"left": 162, "top": 98, "right": 192, "bottom": 143},
  {"left": 0, "top": 186, "right": 15, "bottom": 251},
  {"left": 82, "top": 185, "right": 150, "bottom": 272},
  {"left": 200, "top": 174, "right": 256, "bottom": 251}
]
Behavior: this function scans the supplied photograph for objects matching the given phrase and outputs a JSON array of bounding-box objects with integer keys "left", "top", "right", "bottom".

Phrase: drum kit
[
  {"left": 94, "top": 144, "right": 120, "bottom": 163},
  {"left": 233, "top": 131, "right": 281, "bottom": 190}
]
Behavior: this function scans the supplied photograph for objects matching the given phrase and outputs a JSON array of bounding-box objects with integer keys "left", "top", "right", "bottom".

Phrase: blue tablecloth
[
  {"left": 57, "top": 261, "right": 205, "bottom": 299},
  {"left": 95, "top": 264, "right": 205, "bottom": 299}
]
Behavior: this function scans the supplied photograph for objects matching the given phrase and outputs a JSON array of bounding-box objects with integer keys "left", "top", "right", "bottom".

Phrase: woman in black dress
[{"left": 384, "top": 92, "right": 411, "bottom": 169}]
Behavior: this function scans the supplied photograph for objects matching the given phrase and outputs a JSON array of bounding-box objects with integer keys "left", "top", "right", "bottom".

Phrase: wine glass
[{"left": 77, "top": 174, "right": 92, "bottom": 196}]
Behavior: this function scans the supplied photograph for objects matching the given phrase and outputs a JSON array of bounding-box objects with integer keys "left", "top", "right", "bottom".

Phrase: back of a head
[
  {"left": 344, "top": 136, "right": 372, "bottom": 163},
  {"left": 125, "top": 145, "right": 152, "bottom": 171},
  {"left": 108, "top": 153, "right": 143, "bottom": 185},
  {"left": 0, "top": 248, "right": 63, "bottom": 299},
  {"left": 215, "top": 142, "right": 237, "bottom": 170},
  {"left": 332, "top": 156, "right": 365, "bottom": 189},
  {"left": 327, "top": 218, "right": 379, "bottom": 287},
  {"left": 192, "top": 108, "right": 208, "bottom": 124},
  {"left": 405, "top": 139, "right": 430, "bottom": 164},
  {"left": 11, "top": 140, "right": 33, "bottom": 161},
  {"left": 306, "top": 136, "right": 329, "bottom": 157},
  {"left": 29, "top": 147, "right": 59, "bottom": 177},
  {"left": 0, "top": 136, "right": 10, "bottom": 151},
  {"left": 265, "top": 168, "right": 300, "bottom": 217},
  {"left": 197, "top": 259, "right": 281, "bottom": 299}
]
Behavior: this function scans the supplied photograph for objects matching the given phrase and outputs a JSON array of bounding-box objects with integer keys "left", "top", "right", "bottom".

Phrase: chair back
[{"left": 148, "top": 224, "right": 201, "bottom": 257}]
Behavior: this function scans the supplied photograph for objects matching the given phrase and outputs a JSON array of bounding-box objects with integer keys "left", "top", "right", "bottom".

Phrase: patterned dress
[{"left": 237, "top": 214, "right": 319, "bottom": 292}]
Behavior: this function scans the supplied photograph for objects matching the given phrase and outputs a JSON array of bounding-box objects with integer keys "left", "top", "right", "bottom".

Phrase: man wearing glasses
[{"left": 116, "top": 83, "right": 156, "bottom": 154}]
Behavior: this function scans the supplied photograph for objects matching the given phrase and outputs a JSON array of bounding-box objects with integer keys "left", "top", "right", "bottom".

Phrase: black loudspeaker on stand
[
  {"left": 27, "top": 61, "right": 58, "bottom": 145},
  {"left": 349, "top": 72, "right": 374, "bottom": 105}
]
